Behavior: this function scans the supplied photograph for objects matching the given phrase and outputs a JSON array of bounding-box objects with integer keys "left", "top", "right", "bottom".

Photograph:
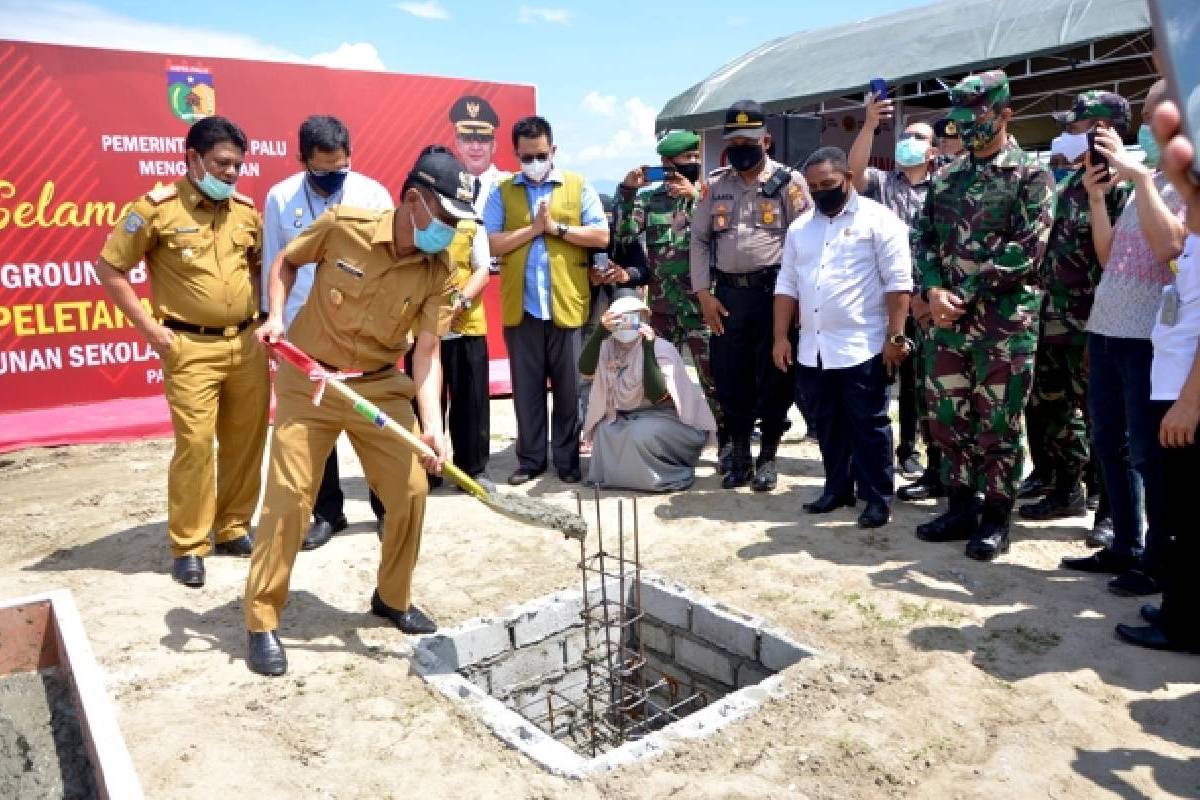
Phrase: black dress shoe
[
  {"left": 897, "top": 471, "right": 946, "bottom": 502},
  {"left": 857, "top": 501, "right": 890, "bottom": 529},
  {"left": 1017, "top": 472, "right": 1051, "bottom": 499},
  {"left": 1108, "top": 569, "right": 1162, "bottom": 597},
  {"left": 557, "top": 468, "right": 582, "bottom": 484},
  {"left": 214, "top": 534, "right": 254, "bottom": 557},
  {"left": 1114, "top": 623, "right": 1200, "bottom": 654},
  {"left": 803, "top": 493, "right": 856, "bottom": 514},
  {"left": 1060, "top": 548, "right": 1136, "bottom": 574},
  {"left": 1018, "top": 489, "right": 1087, "bottom": 520},
  {"left": 370, "top": 590, "right": 437, "bottom": 633},
  {"left": 508, "top": 468, "right": 544, "bottom": 486},
  {"left": 247, "top": 631, "right": 287, "bottom": 676},
  {"left": 965, "top": 502, "right": 1011, "bottom": 561},
  {"left": 302, "top": 515, "right": 348, "bottom": 552},
  {"left": 750, "top": 458, "right": 778, "bottom": 492},
  {"left": 1140, "top": 604, "right": 1162, "bottom": 625},
  {"left": 171, "top": 555, "right": 205, "bottom": 587}
]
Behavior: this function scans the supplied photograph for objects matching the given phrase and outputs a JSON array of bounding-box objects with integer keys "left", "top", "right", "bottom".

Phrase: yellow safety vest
[
  {"left": 447, "top": 219, "right": 486, "bottom": 336},
  {"left": 498, "top": 171, "right": 589, "bottom": 328}
]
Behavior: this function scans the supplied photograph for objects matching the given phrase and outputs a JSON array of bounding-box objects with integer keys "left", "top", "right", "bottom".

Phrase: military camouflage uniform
[
  {"left": 913, "top": 139, "right": 1056, "bottom": 505},
  {"left": 615, "top": 184, "right": 721, "bottom": 429},
  {"left": 1029, "top": 168, "right": 1132, "bottom": 488}
]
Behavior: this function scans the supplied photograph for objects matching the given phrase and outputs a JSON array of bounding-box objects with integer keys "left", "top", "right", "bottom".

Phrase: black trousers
[
  {"left": 896, "top": 316, "right": 919, "bottom": 459},
  {"left": 795, "top": 354, "right": 894, "bottom": 505},
  {"left": 711, "top": 282, "right": 794, "bottom": 442},
  {"left": 1151, "top": 401, "right": 1200, "bottom": 647},
  {"left": 313, "top": 445, "right": 385, "bottom": 522},
  {"left": 442, "top": 335, "right": 490, "bottom": 477},
  {"left": 503, "top": 313, "right": 581, "bottom": 474}
]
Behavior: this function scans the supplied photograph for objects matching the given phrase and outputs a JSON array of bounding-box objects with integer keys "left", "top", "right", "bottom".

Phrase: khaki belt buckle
[{"left": 222, "top": 325, "right": 238, "bottom": 337}]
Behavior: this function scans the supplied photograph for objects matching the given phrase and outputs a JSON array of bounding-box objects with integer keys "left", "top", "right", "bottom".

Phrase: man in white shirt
[
  {"left": 261, "top": 115, "right": 393, "bottom": 550},
  {"left": 773, "top": 146, "right": 914, "bottom": 528}
]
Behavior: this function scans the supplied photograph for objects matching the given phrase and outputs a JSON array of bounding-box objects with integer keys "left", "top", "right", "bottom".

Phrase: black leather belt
[
  {"left": 715, "top": 265, "right": 780, "bottom": 290},
  {"left": 162, "top": 314, "right": 258, "bottom": 338},
  {"left": 315, "top": 359, "right": 395, "bottom": 380}
]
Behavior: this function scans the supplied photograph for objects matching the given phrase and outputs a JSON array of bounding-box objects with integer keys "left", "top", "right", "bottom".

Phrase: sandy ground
[{"left": 1, "top": 399, "right": 1198, "bottom": 800}]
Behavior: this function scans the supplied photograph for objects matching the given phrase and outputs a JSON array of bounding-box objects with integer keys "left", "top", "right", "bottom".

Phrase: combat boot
[
  {"left": 915, "top": 488, "right": 979, "bottom": 542},
  {"left": 1018, "top": 482, "right": 1086, "bottom": 520},
  {"left": 751, "top": 436, "right": 780, "bottom": 492},
  {"left": 722, "top": 437, "right": 754, "bottom": 489},
  {"left": 966, "top": 501, "right": 1012, "bottom": 561}
]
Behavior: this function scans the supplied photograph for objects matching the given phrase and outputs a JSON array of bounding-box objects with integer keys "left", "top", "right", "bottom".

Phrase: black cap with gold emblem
[
  {"left": 449, "top": 94, "right": 499, "bottom": 138},
  {"left": 722, "top": 100, "right": 766, "bottom": 141},
  {"left": 407, "top": 149, "right": 477, "bottom": 220},
  {"left": 932, "top": 117, "right": 960, "bottom": 140}
]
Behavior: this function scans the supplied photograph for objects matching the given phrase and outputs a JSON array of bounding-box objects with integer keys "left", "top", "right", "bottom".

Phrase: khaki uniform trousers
[
  {"left": 244, "top": 363, "right": 428, "bottom": 632},
  {"left": 161, "top": 328, "right": 269, "bottom": 558}
]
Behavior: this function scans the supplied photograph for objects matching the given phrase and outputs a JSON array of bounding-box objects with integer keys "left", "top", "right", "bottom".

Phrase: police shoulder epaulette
[
  {"left": 145, "top": 184, "right": 177, "bottom": 205},
  {"left": 335, "top": 205, "right": 381, "bottom": 221},
  {"left": 230, "top": 190, "right": 255, "bottom": 208}
]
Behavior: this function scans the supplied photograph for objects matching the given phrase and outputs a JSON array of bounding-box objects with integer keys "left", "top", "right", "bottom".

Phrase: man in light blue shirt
[
  {"left": 261, "top": 115, "right": 392, "bottom": 550},
  {"left": 484, "top": 115, "right": 609, "bottom": 485}
]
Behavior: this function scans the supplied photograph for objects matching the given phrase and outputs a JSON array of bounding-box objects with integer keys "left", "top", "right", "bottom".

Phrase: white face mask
[
  {"left": 612, "top": 328, "right": 640, "bottom": 344},
  {"left": 521, "top": 157, "right": 552, "bottom": 182},
  {"left": 1051, "top": 132, "right": 1089, "bottom": 163}
]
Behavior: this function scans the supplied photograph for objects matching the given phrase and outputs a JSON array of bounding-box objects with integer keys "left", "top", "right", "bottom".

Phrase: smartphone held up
[{"left": 1149, "top": 0, "right": 1200, "bottom": 177}]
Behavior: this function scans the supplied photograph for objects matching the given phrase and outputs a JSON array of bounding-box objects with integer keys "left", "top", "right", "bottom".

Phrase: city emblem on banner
[{"left": 166, "top": 66, "right": 215, "bottom": 123}]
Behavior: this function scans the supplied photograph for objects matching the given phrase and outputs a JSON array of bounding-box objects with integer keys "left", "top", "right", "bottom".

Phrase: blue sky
[{"left": 0, "top": 0, "right": 928, "bottom": 187}]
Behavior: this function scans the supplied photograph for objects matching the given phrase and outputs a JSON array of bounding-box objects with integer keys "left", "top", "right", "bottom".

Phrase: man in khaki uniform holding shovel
[{"left": 244, "top": 147, "right": 472, "bottom": 677}]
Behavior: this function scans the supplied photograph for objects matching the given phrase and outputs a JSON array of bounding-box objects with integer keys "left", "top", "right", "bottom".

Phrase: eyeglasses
[
  {"left": 518, "top": 153, "right": 551, "bottom": 164},
  {"left": 458, "top": 133, "right": 494, "bottom": 144}
]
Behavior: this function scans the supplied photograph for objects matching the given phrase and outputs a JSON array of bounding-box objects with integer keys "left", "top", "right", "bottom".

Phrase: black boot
[
  {"left": 1018, "top": 482, "right": 1086, "bottom": 520},
  {"left": 915, "top": 488, "right": 979, "bottom": 542},
  {"left": 897, "top": 468, "right": 946, "bottom": 502},
  {"left": 722, "top": 436, "right": 754, "bottom": 489},
  {"left": 716, "top": 428, "right": 733, "bottom": 475},
  {"left": 751, "top": 437, "right": 780, "bottom": 492},
  {"left": 1017, "top": 469, "right": 1052, "bottom": 499},
  {"left": 966, "top": 501, "right": 1012, "bottom": 561}
]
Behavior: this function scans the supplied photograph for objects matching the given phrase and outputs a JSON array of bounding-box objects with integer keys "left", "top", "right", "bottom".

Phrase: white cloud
[
  {"left": 310, "top": 42, "right": 386, "bottom": 71},
  {"left": 0, "top": 0, "right": 385, "bottom": 70},
  {"left": 581, "top": 91, "right": 617, "bottom": 117},
  {"left": 395, "top": 1, "right": 451, "bottom": 20},
  {"left": 518, "top": 5, "right": 572, "bottom": 24},
  {"left": 556, "top": 95, "right": 659, "bottom": 186}
]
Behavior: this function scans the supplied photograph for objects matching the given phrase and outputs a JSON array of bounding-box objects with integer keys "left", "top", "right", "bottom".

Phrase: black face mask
[
  {"left": 673, "top": 161, "right": 702, "bottom": 183},
  {"left": 726, "top": 143, "right": 763, "bottom": 173},
  {"left": 812, "top": 181, "right": 848, "bottom": 216}
]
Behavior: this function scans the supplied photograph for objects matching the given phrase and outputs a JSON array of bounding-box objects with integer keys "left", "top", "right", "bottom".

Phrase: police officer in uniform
[
  {"left": 97, "top": 116, "right": 267, "bottom": 589},
  {"left": 691, "top": 101, "right": 812, "bottom": 491},
  {"left": 243, "top": 148, "right": 470, "bottom": 676}
]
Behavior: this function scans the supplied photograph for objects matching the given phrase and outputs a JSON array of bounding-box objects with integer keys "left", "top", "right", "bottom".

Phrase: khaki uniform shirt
[
  {"left": 689, "top": 157, "right": 812, "bottom": 292},
  {"left": 284, "top": 206, "right": 453, "bottom": 373},
  {"left": 101, "top": 178, "right": 262, "bottom": 327}
]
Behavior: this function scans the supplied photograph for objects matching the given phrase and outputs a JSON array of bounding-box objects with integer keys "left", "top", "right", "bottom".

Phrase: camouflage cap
[
  {"left": 946, "top": 70, "right": 1011, "bottom": 122},
  {"left": 656, "top": 129, "right": 701, "bottom": 157},
  {"left": 1051, "top": 90, "right": 1131, "bottom": 129}
]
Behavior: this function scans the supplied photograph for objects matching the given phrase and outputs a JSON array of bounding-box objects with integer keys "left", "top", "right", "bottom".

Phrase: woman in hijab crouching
[{"left": 580, "top": 296, "right": 717, "bottom": 491}]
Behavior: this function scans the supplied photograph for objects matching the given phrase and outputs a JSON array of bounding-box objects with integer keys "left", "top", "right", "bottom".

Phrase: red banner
[{"left": 0, "top": 40, "right": 533, "bottom": 434}]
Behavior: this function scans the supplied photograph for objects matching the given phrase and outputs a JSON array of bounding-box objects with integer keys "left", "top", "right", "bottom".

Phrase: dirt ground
[{"left": 1, "top": 400, "right": 1198, "bottom": 800}]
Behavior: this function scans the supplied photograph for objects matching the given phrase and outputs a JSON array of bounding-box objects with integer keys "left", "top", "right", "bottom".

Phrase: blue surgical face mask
[
  {"left": 894, "top": 137, "right": 930, "bottom": 167},
  {"left": 413, "top": 193, "right": 456, "bottom": 254},
  {"left": 193, "top": 158, "right": 235, "bottom": 202},
  {"left": 1138, "top": 123, "right": 1160, "bottom": 167}
]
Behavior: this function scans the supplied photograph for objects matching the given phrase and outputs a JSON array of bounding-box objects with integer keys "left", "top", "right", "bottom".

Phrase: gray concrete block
[
  {"left": 736, "top": 661, "right": 772, "bottom": 689},
  {"left": 637, "top": 622, "right": 674, "bottom": 656},
  {"left": 511, "top": 595, "right": 584, "bottom": 647},
  {"left": 691, "top": 602, "right": 761, "bottom": 659},
  {"left": 639, "top": 579, "right": 691, "bottom": 629},
  {"left": 758, "top": 626, "right": 812, "bottom": 671},
  {"left": 488, "top": 639, "right": 563, "bottom": 694},
  {"left": 420, "top": 619, "right": 512, "bottom": 671},
  {"left": 674, "top": 636, "right": 735, "bottom": 686}
]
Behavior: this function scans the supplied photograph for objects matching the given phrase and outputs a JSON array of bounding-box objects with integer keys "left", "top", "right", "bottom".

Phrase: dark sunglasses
[
  {"left": 518, "top": 153, "right": 551, "bottom": 164},
  {"left": 457, "top": 133, "right": 494, "bottom": 144}
]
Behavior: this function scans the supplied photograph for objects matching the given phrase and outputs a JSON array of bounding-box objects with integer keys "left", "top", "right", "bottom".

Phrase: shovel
[{"left": 266, "top": 339, "right": 587, "bottom": 540}]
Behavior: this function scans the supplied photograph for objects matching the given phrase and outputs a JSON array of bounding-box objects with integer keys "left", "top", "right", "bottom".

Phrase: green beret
[{"left": 656, "top": 129, "right": 701, "bottom": 157}]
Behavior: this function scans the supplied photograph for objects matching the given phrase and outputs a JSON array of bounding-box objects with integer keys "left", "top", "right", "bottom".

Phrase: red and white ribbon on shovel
[{"left": 266, "top": 339, "right": 361, "bottom": 406}]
